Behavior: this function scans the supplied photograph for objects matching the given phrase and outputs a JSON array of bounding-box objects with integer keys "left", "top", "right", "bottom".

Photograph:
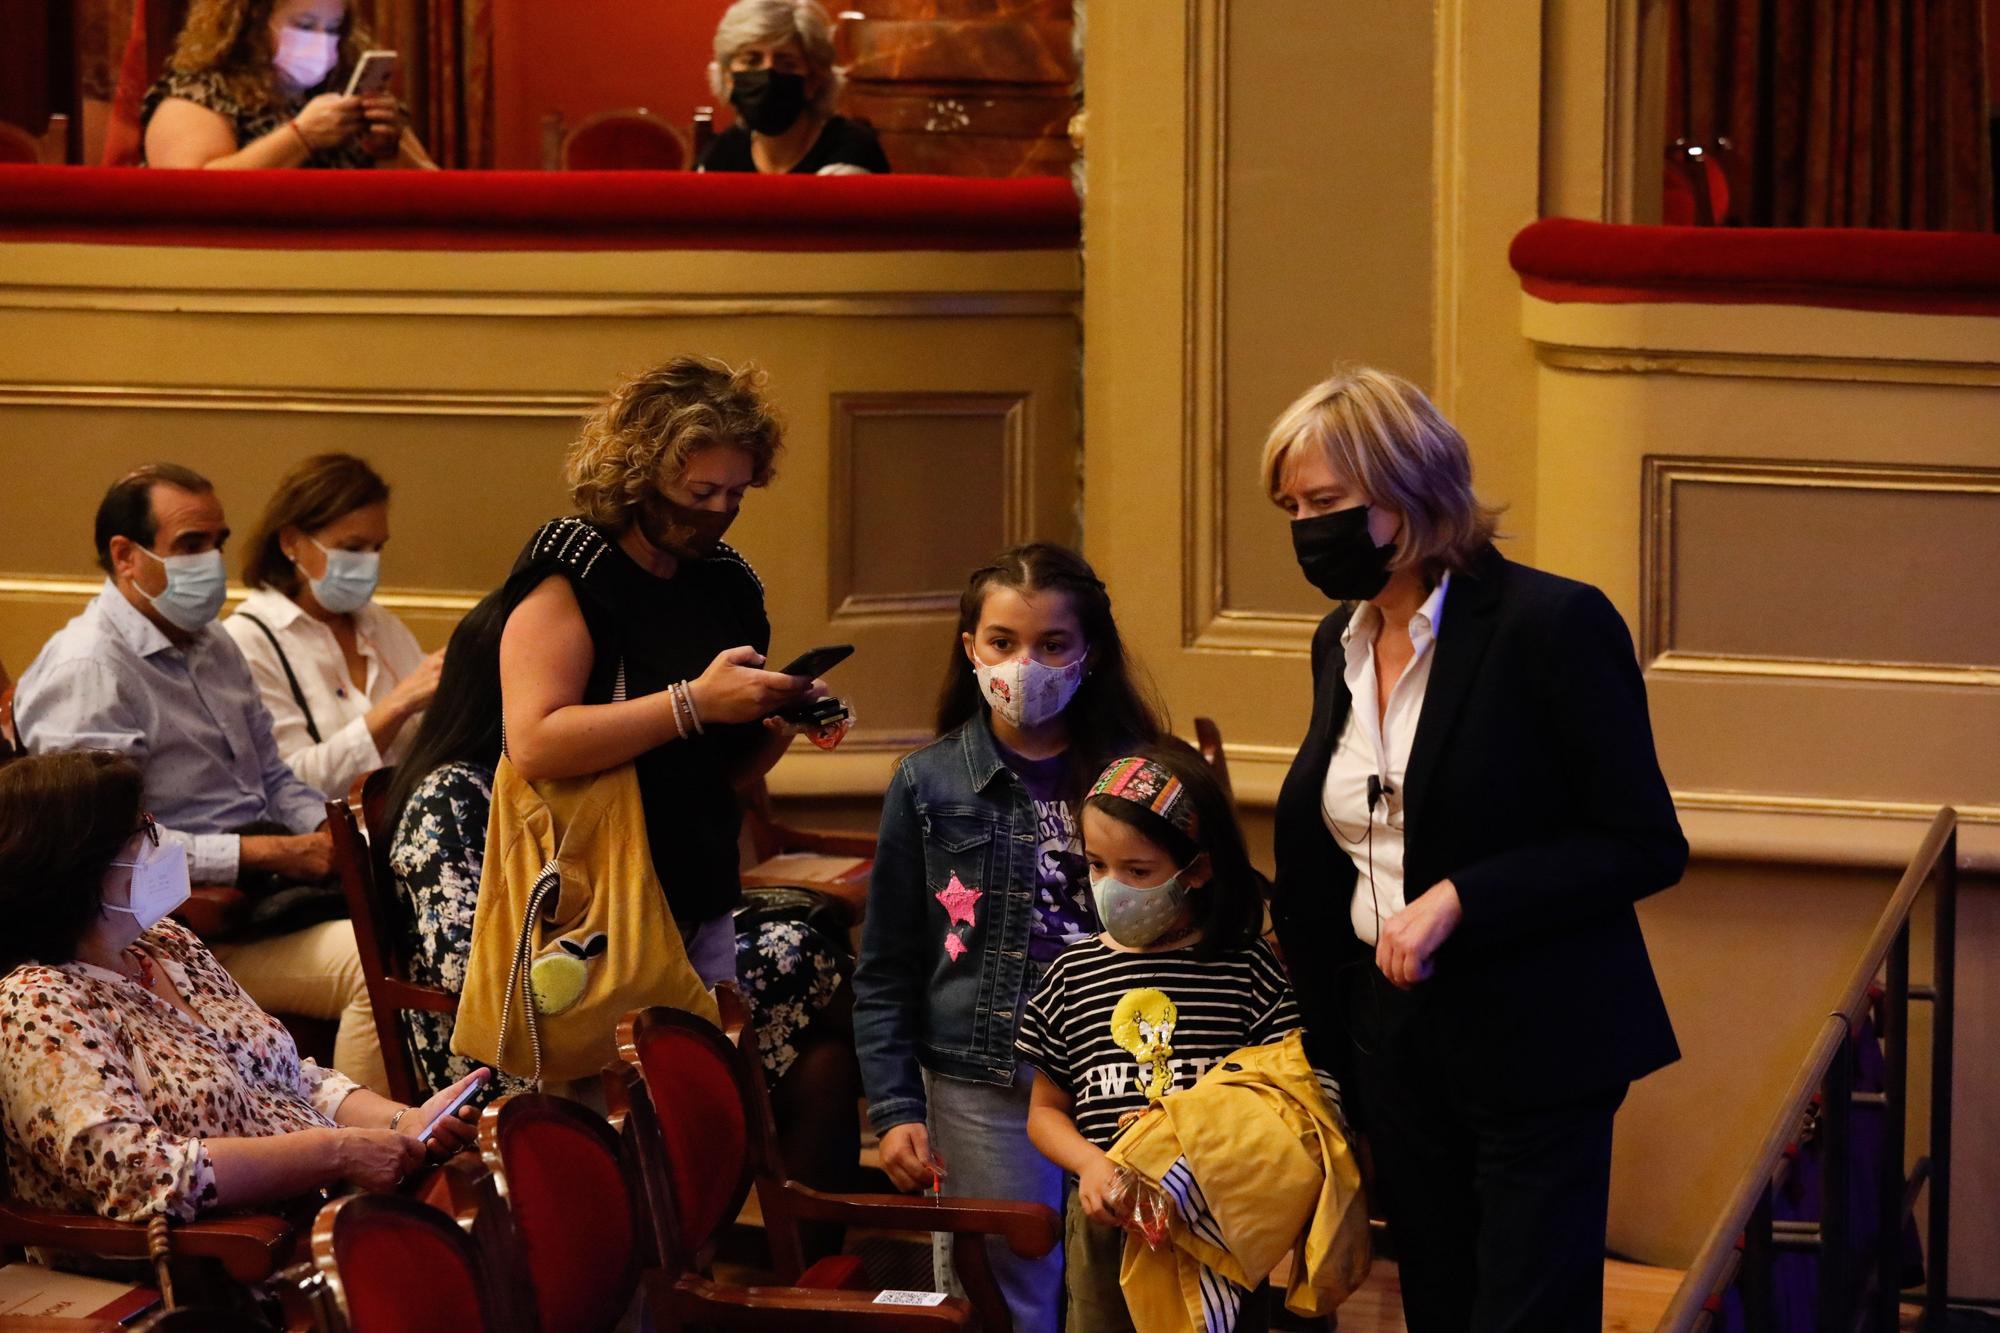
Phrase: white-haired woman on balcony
[{"left": 697, "top": 0, "right": 890, "bottom": 176}]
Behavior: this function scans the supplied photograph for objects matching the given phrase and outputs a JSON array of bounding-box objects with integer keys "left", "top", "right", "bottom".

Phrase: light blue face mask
[
  {"left": 304, "top": 536, "right": 381, "bottom": 615},
  {"left": 135, "top": 547, "right": 227, "bottom": 632},
  {"left": 1090, "top": 866, "right": 1195, "bottom": 948}
]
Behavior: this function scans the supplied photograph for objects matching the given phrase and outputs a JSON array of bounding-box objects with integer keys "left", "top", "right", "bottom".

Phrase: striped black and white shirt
[{"left": 1016, "top": 936, "right": 1305, "bottom": 1149}]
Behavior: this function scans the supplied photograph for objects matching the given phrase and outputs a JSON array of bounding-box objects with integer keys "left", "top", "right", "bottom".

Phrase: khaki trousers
[{"left": 213, "top": 920, "right": 388, "bottom": 1094}]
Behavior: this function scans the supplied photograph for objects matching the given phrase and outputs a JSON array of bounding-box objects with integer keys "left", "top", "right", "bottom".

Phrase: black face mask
[
  {"left": 729, "top": 68, "right": 810, "bottom": 136},
  {"left": 1291, "top": 507, "right": 1395, "bottom": 602},
  {"left": 641, "top": 495, "right": 736, "bottom": 560}
]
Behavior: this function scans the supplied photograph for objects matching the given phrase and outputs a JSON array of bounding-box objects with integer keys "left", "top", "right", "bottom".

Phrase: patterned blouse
[
  {"left": 0, "top": 920, "right": 359, "bottom": 1222},
  {"left": 390, "top": 760, "right": 848, "bottom": 1088},
  {"left": 138, "top": 68, "right": 379, "bottom": 169}
]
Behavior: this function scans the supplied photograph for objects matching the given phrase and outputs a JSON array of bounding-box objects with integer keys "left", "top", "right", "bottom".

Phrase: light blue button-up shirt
[{"left": 16, "top": 581, "right": 327, "bottom": 884}]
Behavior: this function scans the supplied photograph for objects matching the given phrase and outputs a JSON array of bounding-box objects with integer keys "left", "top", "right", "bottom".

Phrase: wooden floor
[{"left": 1296, "top": 1258, "right": 1685, "bottom": 1332}]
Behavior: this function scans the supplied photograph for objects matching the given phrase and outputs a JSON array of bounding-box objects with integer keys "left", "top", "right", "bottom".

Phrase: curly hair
[
  {"left": 565, "top": 356, "right": 784, "bottom": 529},
  {"left": 0, "top": 751, "right": 146, "bottom": 972},
  {"left": 168, "top": 0, "right": 371, "bottom": 116}
]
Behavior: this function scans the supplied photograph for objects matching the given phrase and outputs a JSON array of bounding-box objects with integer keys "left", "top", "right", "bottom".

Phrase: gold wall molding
[
  {"left": 0, "top": 382, "right": 599, "bottom": 417},
  {"left": 826, "top": 391, "right": 1031, "bottom": 621},
  {"left": 0, "top": 289, "right": 1079, "bottom": 321},
  {"left": 1641, "top": 455, "right": 2000, "bottom": 687},
  {"left": 1179, "top": 0, "right": 1233, "bottom": 652},
  {"left": 1671, "top": 789, "right": 2000, "bottom": 825},
  {"left": 1536, "top": 345, "right": 2000, "bottom": 388},
  {"left": 0, "top": 574, "right": 484, "bottom": 616}
]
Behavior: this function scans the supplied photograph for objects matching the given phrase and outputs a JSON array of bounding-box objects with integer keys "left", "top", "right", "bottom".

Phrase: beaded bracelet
[{"left": 681, "top": 681, "right": 705, "bottom": 736}]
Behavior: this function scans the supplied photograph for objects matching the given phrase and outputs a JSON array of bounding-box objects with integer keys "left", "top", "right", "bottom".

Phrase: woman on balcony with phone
[{"left": 141, "top": 0, "right": 435, "bottom": 170}]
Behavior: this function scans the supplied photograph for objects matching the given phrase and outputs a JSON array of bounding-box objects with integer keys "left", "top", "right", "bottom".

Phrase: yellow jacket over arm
[{"left": 1107, "top": 1031, "right": 1370, "bottom": 1329}]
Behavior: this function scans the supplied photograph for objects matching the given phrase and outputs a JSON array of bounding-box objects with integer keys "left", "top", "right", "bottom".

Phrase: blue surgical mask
[
  {"left": 1090, "top": 867, "right": 1194, "bottom": 949},
  {"left": 135, "top": 547, "right": 227, "bottom": 632},
  {"left": 104, "top": 840, "right": 192, "bottom": 933},
  {"left": 305, "top": 536, "right": 381, "bottom": 614}
]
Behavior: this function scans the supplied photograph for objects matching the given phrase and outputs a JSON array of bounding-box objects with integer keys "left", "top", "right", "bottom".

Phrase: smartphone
[
  {"left": 775, "top": 644, "right": 854, "bottom": 680},
  {"left": 415, "top": 1067, "right": 491, "bottom": 1142},
  {"left": 344, "top": 49, "right": 399, "bottom": 97}
]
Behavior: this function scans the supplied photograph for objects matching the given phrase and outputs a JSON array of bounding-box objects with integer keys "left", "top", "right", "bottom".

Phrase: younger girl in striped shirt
[{"left": 1018, "top": 743, "right": 1331, "bottom": 1333}]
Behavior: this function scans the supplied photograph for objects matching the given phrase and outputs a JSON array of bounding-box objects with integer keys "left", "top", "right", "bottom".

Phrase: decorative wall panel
[
  {"left": 828, "top": 392, "right": 1027, "bottom": 620},
  {"left": 1643, "top": 456, "right": 2000, "bottom": 686}
]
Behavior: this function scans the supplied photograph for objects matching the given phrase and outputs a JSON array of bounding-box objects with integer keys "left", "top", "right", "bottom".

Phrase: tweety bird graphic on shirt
[{"left": 1110, "top": 987, "right": 1179, "bottom": 1102}]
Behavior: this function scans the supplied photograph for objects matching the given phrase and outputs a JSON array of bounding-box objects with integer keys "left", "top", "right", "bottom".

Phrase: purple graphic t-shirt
[{"left": 997, "top": 740, "right": 1097, "bottom": 962}]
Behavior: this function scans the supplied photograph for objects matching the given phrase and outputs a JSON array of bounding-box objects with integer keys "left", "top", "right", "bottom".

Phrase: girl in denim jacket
[{"left": 854, "top": 543, "right": 1164, "bottom": 1329}]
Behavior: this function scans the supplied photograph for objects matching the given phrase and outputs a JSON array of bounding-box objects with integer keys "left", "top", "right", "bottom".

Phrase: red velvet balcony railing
[
  {"left": 0, "top": 167, "right": 1080, "bottom": 253},
  {"left": 1511, "top": 218, "right": 2000, "bottom": 317}
]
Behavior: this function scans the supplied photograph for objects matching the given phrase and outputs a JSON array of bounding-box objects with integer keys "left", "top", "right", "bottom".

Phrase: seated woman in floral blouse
[{"left": 0, "top": 750, "right": 482, "bottom": 1223}]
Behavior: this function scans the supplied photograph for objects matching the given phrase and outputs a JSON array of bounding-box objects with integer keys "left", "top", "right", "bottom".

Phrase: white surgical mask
[
  {"left": 304, "top": 536, "right": 380, "bottom": 614},
  {"left": 135, "top": 547, "right": 228, "bottom": 632},
  {"left": 104, "top": 840, "right": 192, "bottom": 934},
  {"left": 273, "top": 27, "right": 341, "bottom": 92},
  {"left": 1090, "top": 867, "right": 1194, "bottom": 949},
  {"left": 972, "top": 652, "right": 1085, "bottom": 729}
]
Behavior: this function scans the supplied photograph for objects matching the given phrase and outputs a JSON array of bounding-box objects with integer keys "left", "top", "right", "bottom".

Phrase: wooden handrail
[{"left": 1656, "top": 806, "right": 1959, "bottom": 1332}]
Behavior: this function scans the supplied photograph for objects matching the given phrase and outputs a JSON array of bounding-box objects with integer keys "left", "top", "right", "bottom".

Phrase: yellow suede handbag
[{"left": 452, "top": 755, "right": 717, "bottom": 1084}]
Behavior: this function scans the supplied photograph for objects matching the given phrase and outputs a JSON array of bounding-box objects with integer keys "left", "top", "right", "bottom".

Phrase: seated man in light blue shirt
[{"left": 16, "top": 462, "right": 386, "bottom": 1092}]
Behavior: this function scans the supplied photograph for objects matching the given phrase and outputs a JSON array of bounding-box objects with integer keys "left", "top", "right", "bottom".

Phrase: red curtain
[
  {"left": 356, "top": 0, "right": 493, "bottom": 169},
  {"left": 1668, "top": 0, "right": 1994, "bottom": 230}
]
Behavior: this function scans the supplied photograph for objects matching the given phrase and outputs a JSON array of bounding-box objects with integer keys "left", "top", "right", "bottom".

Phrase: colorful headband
[{"left": 1089, "top": 756, "right": 1198, "bottom": 840}]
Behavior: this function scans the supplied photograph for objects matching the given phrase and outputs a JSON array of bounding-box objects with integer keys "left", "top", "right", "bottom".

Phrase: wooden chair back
[
  {"left": 560, "top": 108, "right": 690, "bottom": 171},
  {"left": 613, "top": 1004, "right": 775, "bottom": 1274},
  {"left": 1193, "top": 715, "right": 1235, "bottom": 804},
  {"left": 327, "top": 768, "right": 458, "bottom": 1105},
  {"left": 478, "top": 1093, "right": 648, "bottom": 1333},
  {"left": 312, "top": 1190, "right": 504, "bottom": 1333}
]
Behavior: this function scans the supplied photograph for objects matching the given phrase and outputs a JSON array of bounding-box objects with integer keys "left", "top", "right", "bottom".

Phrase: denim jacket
[{"left": 853, "top": 717, "right": 1044, "bottom": 1136}]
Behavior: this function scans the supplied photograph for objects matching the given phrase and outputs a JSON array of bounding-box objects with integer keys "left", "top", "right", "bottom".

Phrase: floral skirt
[
  {"left": 405, "top": 916, "right": 849, "bottom": 1095},
  {"left": 735, "top": 917, "right": 850, "bottom": 1084}
]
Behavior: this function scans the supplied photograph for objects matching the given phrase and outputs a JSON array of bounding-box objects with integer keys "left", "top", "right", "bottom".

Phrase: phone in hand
[
  {"left": 345, "top": 49, "right": 399, "bottom": 97},
  {"left": 415, "top": 1067, "right": 492, "bottom": 1143},
  {"left": 774, "top": 644, "right": 854, "bottom": 681}
]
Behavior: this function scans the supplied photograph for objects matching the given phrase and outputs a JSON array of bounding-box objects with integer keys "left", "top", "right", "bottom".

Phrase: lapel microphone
[{"left": 1367, "top": 774, "right": 1396, "bottom": 811}]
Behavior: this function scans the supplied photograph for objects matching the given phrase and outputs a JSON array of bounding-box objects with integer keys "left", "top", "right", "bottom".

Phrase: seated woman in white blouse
[
  {"left": 225, "top": 453, "right": 442, "bottom": 799},
  {"left": 0, "top": 750, "right": 482, "bottom": 1223}
]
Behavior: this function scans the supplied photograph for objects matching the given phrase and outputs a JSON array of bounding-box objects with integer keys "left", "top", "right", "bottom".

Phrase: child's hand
[
  {"left": 1078, "top": 1152, "right": 1126, "bottom": 1227},
  {"left": 880, "top": 1122, "right": 945, "bottom": 1194}
]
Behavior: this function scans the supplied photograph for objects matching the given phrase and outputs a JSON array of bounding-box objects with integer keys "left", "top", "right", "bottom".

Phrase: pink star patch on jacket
[{"left": 935, "top": 873, "right": 983, "bottom": 961}]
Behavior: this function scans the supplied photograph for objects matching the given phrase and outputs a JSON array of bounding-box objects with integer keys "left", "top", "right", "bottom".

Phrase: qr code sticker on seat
[{"left": 873, "top": 1290, "right": 950, "bottom": 1306}]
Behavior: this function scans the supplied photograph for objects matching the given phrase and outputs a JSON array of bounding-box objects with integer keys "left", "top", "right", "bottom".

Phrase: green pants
[{"left": 1065, "top": 1184, "right": 1138, "bottom": 1333}]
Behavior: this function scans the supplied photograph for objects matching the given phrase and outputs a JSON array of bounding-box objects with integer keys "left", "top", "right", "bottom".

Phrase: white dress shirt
[
  {"left": 1321, "top": 573, "right": 1450, "bottom": 945},
  {"left": 222, "top": 588, "right": 427, "bottom": 799},
  {"left": 16, "top": 582, "right": 327, "bottom": 884}
]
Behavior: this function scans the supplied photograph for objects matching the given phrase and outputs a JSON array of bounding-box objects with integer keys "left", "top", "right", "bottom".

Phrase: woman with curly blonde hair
[
  {"left": 499, "top": 354, "right": 819, "bottom": 971},
  {"left": 496, "top": 357, "right": 863, "bottom": 1237},
  {"left": 142, "top": 0, "right": 435, "bottom": 170}
]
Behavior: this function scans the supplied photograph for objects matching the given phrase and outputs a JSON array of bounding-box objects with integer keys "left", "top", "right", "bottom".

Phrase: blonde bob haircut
[
  {"left": 1261, "top": 366, "right": 1501, "bottom": 578},
  {"left": 706, "top": 0, "right": 844, "bottom": 118},
  {"left": 566, "top": 356, "right": 783, "bottom": 529}
]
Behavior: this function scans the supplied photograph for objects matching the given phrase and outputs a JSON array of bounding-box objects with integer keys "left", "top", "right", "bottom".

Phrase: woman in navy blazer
[{"left": 1265, "top": 368, "right": 1687, "bottom": 1333}]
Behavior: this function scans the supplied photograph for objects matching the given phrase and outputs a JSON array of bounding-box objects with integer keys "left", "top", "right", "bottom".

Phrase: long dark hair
[
  {"left": 0, "top": 750, "right": 146, "bottom": 973},
  {"left": 1083, "top": 740, "right": 1264, "bottom": 961},
  {"left": 383, "top": 591, "right": 508, "bottom": 844},
  {"left": 935, "top": 543, "right": 1166, "bottom": 784}
]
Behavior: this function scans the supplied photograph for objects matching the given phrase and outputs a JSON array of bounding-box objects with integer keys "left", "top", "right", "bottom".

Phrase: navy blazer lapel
[{"left": 1402, "top": 551, "right": 1506, "bottom": 836}]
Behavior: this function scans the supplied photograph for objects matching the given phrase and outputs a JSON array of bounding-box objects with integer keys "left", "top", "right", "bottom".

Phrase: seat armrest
[
  {"left": 653, "top": 1272, "right": 973, "bottom": 1330},
  {"left": 774, "top": 1183, "right": 1059, "bottom": 1259},
  {"left": 769, "top": 826, "right": 878, "bottom": 859},
  {"left": 0, "top": 1200, "right": 295, "bottom": 1284},
  {"left": 172, "top": 886, "right": 247, "bottom": 939}
]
